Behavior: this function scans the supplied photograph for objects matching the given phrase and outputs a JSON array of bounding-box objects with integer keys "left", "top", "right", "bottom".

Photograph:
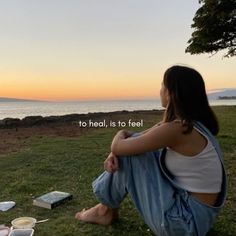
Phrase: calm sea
[{"left": 0, "top": 99, "right": 235, "bottom": 119}]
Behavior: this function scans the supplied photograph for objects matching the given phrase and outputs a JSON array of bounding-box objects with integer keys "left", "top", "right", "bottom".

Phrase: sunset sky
[{"left": 1, "top": 0, "right": 235, "bottom": 101}]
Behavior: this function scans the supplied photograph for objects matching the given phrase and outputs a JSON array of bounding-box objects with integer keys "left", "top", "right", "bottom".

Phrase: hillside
[
  {"left": 208, "top": 88, "right": 236, "bottom": 100},
  {"left": 0, "top": 97, "right": 42, "bottom": 102}
]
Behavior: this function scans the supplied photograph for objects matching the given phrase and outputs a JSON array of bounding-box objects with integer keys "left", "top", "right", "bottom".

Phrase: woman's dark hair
[{"left": 163, "top": 65, "right": 219, "bottom": 135}]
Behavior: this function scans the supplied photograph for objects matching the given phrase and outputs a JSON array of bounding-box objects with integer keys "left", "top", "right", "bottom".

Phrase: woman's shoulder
[
  {"left": 149, "top": 120, "right": 184, "bottom": 140},
  {"left": 156, "top": 120, "right": 184, "bottom": 131}
]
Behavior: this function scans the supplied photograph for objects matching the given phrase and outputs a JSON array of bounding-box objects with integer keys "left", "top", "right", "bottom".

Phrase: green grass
[{"left": 0, "top": 106, "right": 235, "bottom": 235}]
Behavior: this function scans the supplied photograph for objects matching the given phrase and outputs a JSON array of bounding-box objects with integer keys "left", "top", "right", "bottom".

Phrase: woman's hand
[{"left": 104, "top": 152, "right": 119, "bottom": 173}]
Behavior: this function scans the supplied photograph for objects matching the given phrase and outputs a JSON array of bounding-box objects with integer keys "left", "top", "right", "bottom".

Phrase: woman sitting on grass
[{"left": 75, "top": 65, "right": 227, "bottom": 236}]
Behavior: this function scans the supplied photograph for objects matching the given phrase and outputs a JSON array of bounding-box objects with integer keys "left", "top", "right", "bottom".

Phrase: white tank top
[{"left": 165, "top": 127, "right": 223, "bottom": 193}]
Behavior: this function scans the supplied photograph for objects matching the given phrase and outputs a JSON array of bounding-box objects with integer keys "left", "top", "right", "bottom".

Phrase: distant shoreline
[
  {"left": 0, "top": 97, "right": 46, "bottom": 102},
  {"left": 218, "top": 96, "right": 236, "bottom": 100},
  {"left": 0, "top": 109, "right": 164, "bottom": 128},
  {"left": 1, "top": 105, "right": 236, "bottom": 128}
]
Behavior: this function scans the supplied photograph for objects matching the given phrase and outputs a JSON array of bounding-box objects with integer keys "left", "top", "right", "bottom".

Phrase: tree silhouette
[{"left": 186, "top": 0, "right": 236, "bottom": 57}]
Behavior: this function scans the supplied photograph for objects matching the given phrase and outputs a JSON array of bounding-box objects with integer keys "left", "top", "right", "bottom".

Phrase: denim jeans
[{"left": 92, "top": 122, "right": 227, "bottom": 236}]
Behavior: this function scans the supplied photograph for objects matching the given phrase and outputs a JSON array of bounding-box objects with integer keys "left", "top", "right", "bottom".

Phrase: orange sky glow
[{"left": 0, "top": 1, "right": 235, "bottom": 101}]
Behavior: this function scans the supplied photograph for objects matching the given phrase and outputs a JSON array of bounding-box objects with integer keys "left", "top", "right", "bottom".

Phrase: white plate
[{"left": 0, "top": 228, "right": 10, "bottom": 236}]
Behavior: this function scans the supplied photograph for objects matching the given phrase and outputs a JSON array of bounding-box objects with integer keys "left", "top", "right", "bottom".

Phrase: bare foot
[{"left": 75, "top": 203, "right": 118, "bottom": 225}]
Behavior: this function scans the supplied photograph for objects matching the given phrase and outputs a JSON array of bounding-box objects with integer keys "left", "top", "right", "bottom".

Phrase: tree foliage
[{"left": 186, "top": 0, "right": 236, "bottom": 57}]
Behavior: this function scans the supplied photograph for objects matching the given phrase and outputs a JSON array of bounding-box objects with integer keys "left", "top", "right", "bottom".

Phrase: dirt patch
[{"left": 0, "top": 123, "right": 87, "bottom": 155}]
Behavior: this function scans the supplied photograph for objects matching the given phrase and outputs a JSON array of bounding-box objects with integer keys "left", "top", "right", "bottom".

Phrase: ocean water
[
  {"left": 0, "top": 99, "right": 162, "bottom": 119},
  {"left": 0, "top": 99, "right": 235, "bottom": 120}
]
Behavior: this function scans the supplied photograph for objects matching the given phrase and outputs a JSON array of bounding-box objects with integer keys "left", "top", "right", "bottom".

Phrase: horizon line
[{"left": 1, "top": 87, "right": 236, "bottom": 102}]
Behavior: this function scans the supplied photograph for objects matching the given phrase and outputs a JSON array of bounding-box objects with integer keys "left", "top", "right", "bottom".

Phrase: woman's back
[{"left": 165, "top": 121, "right": 223, "bottom": 205}]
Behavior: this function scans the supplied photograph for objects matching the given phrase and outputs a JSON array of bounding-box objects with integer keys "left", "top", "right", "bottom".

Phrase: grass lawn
[{"left": 0, "top": 106, "right": 235, "bottom": 235}]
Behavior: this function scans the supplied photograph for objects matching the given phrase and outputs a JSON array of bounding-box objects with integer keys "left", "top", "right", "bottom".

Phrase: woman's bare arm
[
  {"left": 111, "top": 122, "right": 179, "bottom": 156},
  {"left": 140, "top": 121, "right": 163, "bottom": 135}
]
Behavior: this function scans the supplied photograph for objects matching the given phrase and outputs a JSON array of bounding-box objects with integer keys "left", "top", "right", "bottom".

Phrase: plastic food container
[
  {"left": 11, "top": 217, "right": 36, "bottom": 229},
  {"left": 9, "top": 229, "right": 34, "bottom": 236}
]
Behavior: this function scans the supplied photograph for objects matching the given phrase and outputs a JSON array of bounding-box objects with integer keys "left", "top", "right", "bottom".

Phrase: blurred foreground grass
[{"left": 0, "top": 106, "right": 235, "bottom": 235}]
